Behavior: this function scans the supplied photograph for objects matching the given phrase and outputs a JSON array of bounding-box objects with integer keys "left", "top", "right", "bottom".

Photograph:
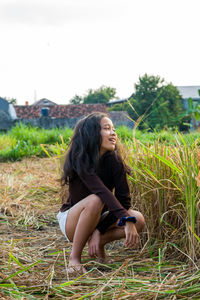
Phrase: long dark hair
[{"left": 61, "top": 112, "right": 109, "bottom": 184}]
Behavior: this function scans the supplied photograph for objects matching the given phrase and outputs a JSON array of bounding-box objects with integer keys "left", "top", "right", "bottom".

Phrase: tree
[
  {"left": 69, "top": 86, "right": 117, "bottom": 105},
  {"left": 83, "top": 86, "right": 117, "bottom": 104},
  {"left": 134, "top": 74, "right": 163, "bottom": 109},
  {"left": 69, "top": 95, "right": 83, "bottom": 105},
  {"left": 127, "top": 74, "right": 185, "bottom": 130}
]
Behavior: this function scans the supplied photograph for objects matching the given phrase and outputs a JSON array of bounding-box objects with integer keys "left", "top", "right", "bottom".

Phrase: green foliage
[
  {"left": 108, "top": 75, "right": 187, "bottom": 131},
  {"left": 83, "top": 86, "right": 117, "bottom": 104},
  {"left": 69, "top": 95, "right": 83, "bottom": 105},
  {"left": 1, "top": 123, "right": 200, "bottom": 161},
  {"left": 0, "top": 123, "right": 72, "bottom": 161},
  {"left": 0, "top": 135, "right": 17, "bottom": 151},
  {"left": 116, "top": 126, "right": 133, "bottom": 140},
  {"left": 0, "top": 140, "right": 44, "bottom": 161},
  {"left": 69, "top": 86, "right": 117, "bottom": 105},
  {"left": 134, "top": 74, "right": 163, "bottom": 107},
  {"left": 107, "top": 102, "right": 128, "bottom": 112},
  {"left": 184, "top": 97, "right": 200, "bottom": 128},
  {"left": 128, "top": 74, "right": 186, "bottom": 130}
]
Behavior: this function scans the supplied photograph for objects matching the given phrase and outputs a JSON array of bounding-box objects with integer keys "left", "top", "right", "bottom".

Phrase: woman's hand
[
  {"left": 124, "top": 222, "right": 139, "bottom": 248},
  {"left": 88, "top": 229, "right": 101, "bottom": 258}
]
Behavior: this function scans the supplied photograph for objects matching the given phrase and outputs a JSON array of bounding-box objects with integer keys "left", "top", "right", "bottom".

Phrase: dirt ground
[
  {"left": 1, "top": 157, "right": 199, "bottom": 299},
  {"left": 0, "top": 158, "right": 140, "bottom": 291}
]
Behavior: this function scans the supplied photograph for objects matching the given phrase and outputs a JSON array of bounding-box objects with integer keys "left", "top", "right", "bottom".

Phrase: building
[
  {"left": 176, "top": 86, "right": 200, "bottom": 107},
  {"left": 13, "top": 99, "right": 132, "bottom": 128},
  {"left": 14, "top": 103, "right": 108, "bottom": 120},
  {"left": 32, "top": 98, "right": 57, "bottom": 107},
  {"left": 0, "top": 97, "right": 17, "bottom": 130}
]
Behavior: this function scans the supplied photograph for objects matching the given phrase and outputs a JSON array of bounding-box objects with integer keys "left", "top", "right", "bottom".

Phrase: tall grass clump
[{"left": 126, "top": 131, "right": 200, "bottom": 263}]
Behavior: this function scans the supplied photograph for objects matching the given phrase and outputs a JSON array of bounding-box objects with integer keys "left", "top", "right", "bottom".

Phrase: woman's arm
[
  {"left": 79, "top": 172, "right": 129, "bottom": 219},
  {"left": 112, "top": 157, "right": 131, "bottom": 210},
  {"left": 96, "top": 153, "right": 135, "bottom": 233}
]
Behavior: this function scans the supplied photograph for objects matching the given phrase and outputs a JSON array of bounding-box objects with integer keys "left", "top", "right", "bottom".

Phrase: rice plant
[{"left": 126, "top": 132, "right": 200, "bottom": 262}]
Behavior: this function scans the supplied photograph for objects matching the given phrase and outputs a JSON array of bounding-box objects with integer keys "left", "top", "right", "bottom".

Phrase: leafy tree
[
  {"left": 69, "top": 95, "right": 83, "bottom": 105},
  {"left": 150, "top": 83, "right": 185, "bottom": 129},
  {"left": 134, "top": 74, "right": 163, "bottom": 108},
  {"left": 128, "top": 74, "right": 185, "bottom": 130},
  {"left": 69, "top": 86, "right": 117, "bottom": 105},
  {"left": 83, "top": 86, "right": 117, "bottom": 104},
  {"left": 109, "top": 75, "right": 186, "bottom": 130}
]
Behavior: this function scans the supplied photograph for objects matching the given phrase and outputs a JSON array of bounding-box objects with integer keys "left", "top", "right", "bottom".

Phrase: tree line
[{"left": 70, "top": 74, "right": 200, "bottom": 131}]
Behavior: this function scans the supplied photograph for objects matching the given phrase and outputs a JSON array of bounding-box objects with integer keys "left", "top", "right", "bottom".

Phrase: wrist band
[{"left": 118, "top": 216, "right": 137, "bottom": 226}]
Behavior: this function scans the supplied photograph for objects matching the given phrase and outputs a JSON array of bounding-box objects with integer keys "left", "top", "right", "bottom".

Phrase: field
[
  {"left": 0, "top": 125, "right": 200, "bottom": 299},
  {"left": 1, "top": 123, "right": 200, "bottom": 162}
]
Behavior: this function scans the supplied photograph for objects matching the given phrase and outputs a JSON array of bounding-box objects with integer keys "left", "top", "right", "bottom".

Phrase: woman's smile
[{"left": 109, "top": 137, "right": 116, "bottom": 143}]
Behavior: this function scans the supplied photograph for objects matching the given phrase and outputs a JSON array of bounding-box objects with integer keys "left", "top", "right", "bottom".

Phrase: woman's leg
[
  {"left": 96, "top": 209, "right": 145, "bottom": 262},
  {"left": 65, "top": 194, "right": 104, "bottom": 271}
]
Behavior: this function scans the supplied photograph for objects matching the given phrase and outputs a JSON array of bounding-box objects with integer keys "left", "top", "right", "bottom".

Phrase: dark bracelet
[{"left": 118, "top": 216, "right": 137, "bottom": 226}]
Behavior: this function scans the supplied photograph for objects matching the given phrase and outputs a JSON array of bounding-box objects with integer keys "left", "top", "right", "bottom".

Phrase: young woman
[{"left": 57, "top": 112, "right": 145, "bottom": 273}]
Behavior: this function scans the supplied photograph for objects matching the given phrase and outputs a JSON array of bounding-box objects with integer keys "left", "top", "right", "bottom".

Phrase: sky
[{"left": 0, "top": 0, "right": 199, "bottom": 105}]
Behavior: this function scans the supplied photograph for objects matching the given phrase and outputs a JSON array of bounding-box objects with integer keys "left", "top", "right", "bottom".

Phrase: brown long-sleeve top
[{"left": 60, "top": 151, "right": 131, "bottom": 233}]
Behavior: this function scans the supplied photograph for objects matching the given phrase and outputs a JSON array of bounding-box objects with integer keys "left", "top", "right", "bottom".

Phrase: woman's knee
[
  {"left": 87, "top": 194, "right": 104, "bottom": 211},
  {"left": 128, "top": 209, "right": 145, "bottom": 232}
]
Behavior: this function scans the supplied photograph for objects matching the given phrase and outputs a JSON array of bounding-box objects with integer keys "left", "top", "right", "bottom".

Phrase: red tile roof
[{"left": 14, "top": 104, "right": 108, "bottom": 119}]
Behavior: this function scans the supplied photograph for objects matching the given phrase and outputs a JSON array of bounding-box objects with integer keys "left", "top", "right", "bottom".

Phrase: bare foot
[
  {"left": 97, "top": 246, "right": 113, "bottom": 264},
  {"left": 97, "top": 245, "right": 106, "bottom": 263},
  {"left": 67, "top": 264, "right": 87, "bottom": 274},
  {"left": 68, "top": 257, "right": 87, "bottom": 274}
]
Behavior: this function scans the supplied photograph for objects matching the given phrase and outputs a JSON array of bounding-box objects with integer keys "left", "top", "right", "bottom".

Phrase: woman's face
[{"left": 100, "top": 117, "right": 117, "bottom": 156}]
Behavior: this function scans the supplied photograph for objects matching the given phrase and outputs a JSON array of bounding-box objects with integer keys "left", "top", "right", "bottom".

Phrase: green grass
[
  {"left": 0, "top": 123, "right": 73, "bottom": 161},
  {"left": 1, "top": 123, "right": 200, "bottom": 161}
]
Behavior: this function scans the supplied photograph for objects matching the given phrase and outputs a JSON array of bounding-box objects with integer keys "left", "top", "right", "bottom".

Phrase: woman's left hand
[{"left": 124, "top": 222, "right": 139, "bottom": 248}]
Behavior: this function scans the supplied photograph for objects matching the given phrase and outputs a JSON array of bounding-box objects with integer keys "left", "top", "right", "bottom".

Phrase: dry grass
[{"left": 0, "top": 158, "right": 200, "bottom": 299}]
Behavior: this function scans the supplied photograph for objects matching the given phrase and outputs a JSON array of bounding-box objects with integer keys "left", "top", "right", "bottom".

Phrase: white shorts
[{"left": 57, "top": 210, "right": 70, "bottom": 242}]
